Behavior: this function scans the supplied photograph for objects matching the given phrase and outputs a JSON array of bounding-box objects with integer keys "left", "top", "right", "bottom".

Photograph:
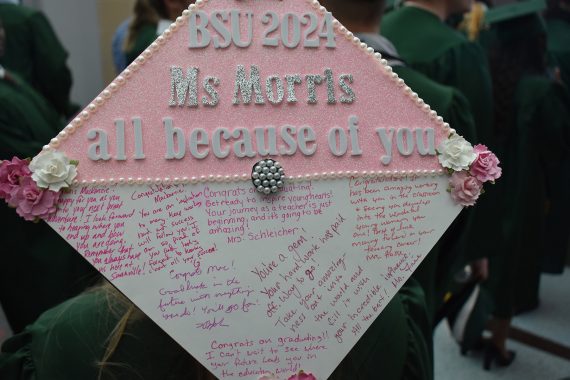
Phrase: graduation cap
[
  {"left": 484, "top": 0, "right": 546, "bottom": 24},
  {"left": 0, "top": 0, "right": 501, "bottom": 378},
  {"left": 485, "top": 0, "right": 548, "bottom": 45}
]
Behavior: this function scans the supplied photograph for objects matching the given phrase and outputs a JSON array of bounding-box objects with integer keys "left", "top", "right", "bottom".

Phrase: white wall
[{"left": 22, "top": 0, "right": 105, "bottom": 107}]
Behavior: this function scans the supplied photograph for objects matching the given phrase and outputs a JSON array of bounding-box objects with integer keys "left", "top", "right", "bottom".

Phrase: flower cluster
[
  {"left": 437, "top": 134, "right": 501, "bottom": 207},
  {"left": 0, "top": 151, "right": 77, "bottom": 221},
  {"left": 258, "top": 371, "right": 316, "bottom": 380}
]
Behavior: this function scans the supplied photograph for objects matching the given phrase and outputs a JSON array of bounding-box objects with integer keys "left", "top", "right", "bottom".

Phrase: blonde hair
[
  {"left": 458, "top": 2, "right": 486, "bottom": 41},
  {"left": 95, "top": 281, "right": 215, "bottom": 380}
]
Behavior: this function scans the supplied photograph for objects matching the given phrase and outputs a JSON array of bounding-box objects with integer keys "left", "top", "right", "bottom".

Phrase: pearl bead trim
[
  {"left": 44, "top": 0, "right": 452, "bottom": 186},
  {"left": 72, "top": 169, "right": 446, "bottom": 187}
]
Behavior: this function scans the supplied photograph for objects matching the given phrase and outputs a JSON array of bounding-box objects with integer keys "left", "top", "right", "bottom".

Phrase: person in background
[
  {"left": 112, "top": 18, "right": 132, "bottom": 74},
  {"left": 0, "top": 17, "right": 98, "bottom": 334},
  {"left": 323, "top": 0, "right": 480, "bottom": 375},
  {"left": 545, "top": 0, "right": 570, "bottom": 87},
  {"left": 0, "top": 276, "right": 430, "bottom": 379},
  {"left": 381, "top": 0, "right": 498, "bottom": 335},
  {"left": 0, "top": 0, "right": 76, "bottom": 118},
  {"left": 480, "top": 13, "right": 570, "bottom": 369},
  {"left": 0, "top": 282, "right": 218, "bottom": 380},
  {"left": 542, "top": 0, "right": 570, "bottom": 277},
  {"left": 382, "top": 0, "right": 493, "bottom": 145},
  {"left": 124, "top": 0, "right": 193, "bottom": 65}
]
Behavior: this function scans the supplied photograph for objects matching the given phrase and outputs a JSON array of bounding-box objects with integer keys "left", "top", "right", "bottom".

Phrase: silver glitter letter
[
  {"left": 202, "top": 76, "right": 220, "bottom": 107},
  {"left": 285, "top": 75, "right": 302, "bottom": 103},
  {"left": 305, "top": 74, "right": 323, "bottom": 104},
  {"left": 324, "top": 68, "right": 336, "bottom": 104},
  {"left": 233, "top": 65, "right": 265, "bottom": 105},
  {"left": 169, "top": 66, "right": 199, "bottom": 107},
  {"left": 266, "top": 76, "right": 284, "bottom": 105},
  {"left": 339, "top": 74, "right": 355, "bottom": 104}
]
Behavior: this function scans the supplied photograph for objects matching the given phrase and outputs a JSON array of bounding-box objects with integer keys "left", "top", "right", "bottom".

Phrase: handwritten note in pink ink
[
  {"left": 40, "top": 0, "right": 467, "bottom": 378},
  {"left": 47, "top": 176, "right": 460, "bottom": 379}
]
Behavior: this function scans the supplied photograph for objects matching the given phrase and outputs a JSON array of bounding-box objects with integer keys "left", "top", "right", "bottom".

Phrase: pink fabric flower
[
  {"left": 8, "top": 176, "right": 60, "bottom": 221},
  {"left": 0, "top": 157, "right": 31, "bottom": 201},
  {"left": 449, "top": 171, "right": 483, "bottom": 207},
  {"left": 287, "top": 371, "right": 317, "bottom": 380},
  {"left": 470, "top": 144, "right": 502, "bottom": 183}
]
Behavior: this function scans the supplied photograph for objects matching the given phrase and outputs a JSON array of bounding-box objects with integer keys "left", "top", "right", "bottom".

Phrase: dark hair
[
  {"left": 489, "top": 15, "right": 548, "bottom": 138},
  {"left": 124, "top": 0, "right": 165, "bottom": 52},
  {"left": 544, "top": 0, "right": 570, "bottom": 22},
  {"left": 149, "top": 0, "right": 169, "bottom": 19}
]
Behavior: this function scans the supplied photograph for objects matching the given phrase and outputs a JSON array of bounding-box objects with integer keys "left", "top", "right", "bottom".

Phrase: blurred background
[{"left": 19, "top": 0, "right": 136, "bottom": 106}]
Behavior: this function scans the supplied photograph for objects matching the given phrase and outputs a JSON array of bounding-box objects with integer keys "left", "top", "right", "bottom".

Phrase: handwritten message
[{"left": 47, "top": 175, "right": 460, "bottom": 379}]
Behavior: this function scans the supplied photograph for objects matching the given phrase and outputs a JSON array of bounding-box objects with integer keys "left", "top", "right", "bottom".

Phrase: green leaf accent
[{"left": 69, "top": 160, "right": 79, "bottom": 166}]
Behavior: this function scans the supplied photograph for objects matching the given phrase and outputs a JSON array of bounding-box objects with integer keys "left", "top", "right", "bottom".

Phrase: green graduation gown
[
  {"left": 355, "top": 34, "right": 477, "bottom": 375},
  {"left": 0, "top": 71, "right": 98, "bottom": 333},
  {"left": 0, "top": 280, "right": 430, "bottom": 380},
  {"left": 382, "top": 6, "right": 493, "bottom": 145},
  {"left": 394, "top": 65, "right": 478, "bottom": 324},
  {"left": 490, "top": 76, "right": 570, "bottom": 317},
  {"left": 0, "top": 4, "right": 74, "bottom": 117},
  {"left": 125, "top": 23, "right": 158, "bottom": 66},
  {"left": 382, "top": 6, "right": 500, "bottom": 314},
  {"left": 357, "top": 32, "right": 478, "bottom": 328}
]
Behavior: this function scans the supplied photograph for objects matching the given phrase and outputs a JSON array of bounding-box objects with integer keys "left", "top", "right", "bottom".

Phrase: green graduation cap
[{"left": 485, "top": 0, "right": 546, "bottom": 24}]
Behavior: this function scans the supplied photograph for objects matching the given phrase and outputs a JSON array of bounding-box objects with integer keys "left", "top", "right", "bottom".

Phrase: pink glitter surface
[{"left": 59, "top": 0, "right": 447, "bottom": 181}]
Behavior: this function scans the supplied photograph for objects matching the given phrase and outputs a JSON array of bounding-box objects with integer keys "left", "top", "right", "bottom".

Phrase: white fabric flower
[
  {"left": 29, "top": 150, "right": 77, "bottom": 191},
  {"left": 437, "top": 133, "right": 477, "bottom": 171}
]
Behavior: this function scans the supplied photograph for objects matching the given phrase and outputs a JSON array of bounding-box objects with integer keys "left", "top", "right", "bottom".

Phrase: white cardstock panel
[{"left": 47, "top": 174, "right": 461, "bottom": 379}]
